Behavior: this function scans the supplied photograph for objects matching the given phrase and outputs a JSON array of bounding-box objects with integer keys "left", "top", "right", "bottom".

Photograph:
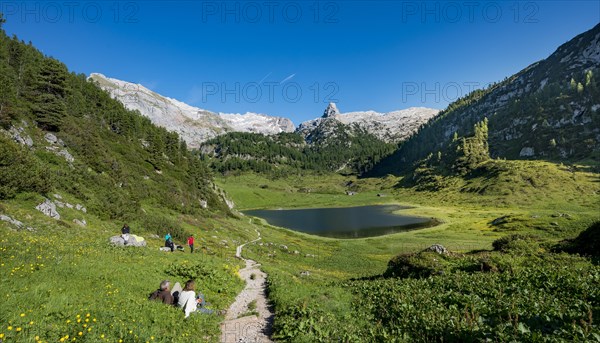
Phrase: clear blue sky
[{"left": 2, "top": 1, "right": 599, "bottom": 124}]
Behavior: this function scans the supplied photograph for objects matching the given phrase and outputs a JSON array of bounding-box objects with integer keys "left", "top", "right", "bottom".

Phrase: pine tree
[{"left": 31, "top": 58, "right": 68, "bottom": 131}]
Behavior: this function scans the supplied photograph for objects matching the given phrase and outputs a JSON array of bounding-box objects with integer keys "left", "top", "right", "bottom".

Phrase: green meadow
[{"left": 1, "top": 159, "right": 599, "bottom": 342}]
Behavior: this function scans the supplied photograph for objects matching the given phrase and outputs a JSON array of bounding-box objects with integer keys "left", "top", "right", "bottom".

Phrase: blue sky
[{"left": 2, "top": 1, "right": 599, "bottom": 124}]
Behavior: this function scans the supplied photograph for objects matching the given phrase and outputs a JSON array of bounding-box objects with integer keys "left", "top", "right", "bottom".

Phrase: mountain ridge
[
  {"left": 89, "top": 73, "right": 296, "bottom": 148},
  {"left": 90, "top": 74, "right": 439, "bottom": 147},
  {"left": 370, "top": 22, "right": 600, "bottom": 175}
]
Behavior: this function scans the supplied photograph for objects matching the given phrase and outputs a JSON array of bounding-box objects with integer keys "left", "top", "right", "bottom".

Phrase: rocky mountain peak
[{"left": 322, "top": 102, "right": 340, "bottom": 118}]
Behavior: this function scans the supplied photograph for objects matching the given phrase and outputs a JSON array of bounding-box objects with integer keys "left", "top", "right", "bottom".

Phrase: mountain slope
[
  {"left": 0, "top": 29, "right": 231, "bottom": 222},
  {"left": 89, "top": 73, "right": 296, "bottom": 148},
  {"left": 298, "top": 103, "right": 439, "bottom": 143},
  {"left": 371, "top": 23, "right": 600, "bottom": 175}
]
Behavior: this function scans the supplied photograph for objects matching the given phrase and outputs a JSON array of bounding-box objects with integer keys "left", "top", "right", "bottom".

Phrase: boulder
[
  {"left": 57, "top": 149, "right": 75, "bottom": 163},
  {"left": 9, "top": 127, "right": 33, "bottom": 147},
  {"left": 44, "top": 133, "right": 58, "bottom": 144},
  {"left": 35, "top": 199, "right": 60, "bottom": 220},
  {"left": 0, "top": 214, "right": 24, "bottom": 228},
  {"left": 491, "top": 216, "right": 510, "bottom": 226},
  {"left": 200, "top": 200, "right": 208, "bottom": 209},
  {"left": 73, "top": 219, "right": 87, "bottom": 227},
  {"left": 422, "top": 244, "right": 449, "bottom": 255},
  {"left": 109, "top": 234, "right": 146, "bottom": 247}
]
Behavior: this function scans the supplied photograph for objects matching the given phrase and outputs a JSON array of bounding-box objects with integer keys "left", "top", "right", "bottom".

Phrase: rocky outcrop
[
  {"left": 298, "top": 103, "right": 439, "bottom": 143},
  {"left": 35, "top": 199, "right": 60, "bottom": 220},
  {"left": 44, "top": 133, "right": 74, "bottom": 164},
  {"left": 109, "top": 234, "right": 147, "bottom": 247},
  {"left": 0, "top": 214, "right": 35, "bottom": 231},
  {"left": 423, "top": 244, "right": 449, "bottom": 255},
  {"left": 89, "top": 73, "right": 296, "bottom": 148},
  {"left": 322, "top": 102, "right": 340, "bottom": 118},
  {"left": 9, "top": 126, "right": 33, "bottom": 147}
]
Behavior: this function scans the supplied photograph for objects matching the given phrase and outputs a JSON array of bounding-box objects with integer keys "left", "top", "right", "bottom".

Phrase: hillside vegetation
[
  {"left": 228, "top": 160, "right": 599, "bottom": 342},
  {"left": 370, "top": 24, "right": 600, "bottom": 176},
  {"left": 1, "top": 13, "right": 599, "bottom": 343},
  {"left": 0, "top": 19, "right": 250, "bottom": 342},
  {"left": 201, "top": 126, "right": 396, "bottom": 176}
]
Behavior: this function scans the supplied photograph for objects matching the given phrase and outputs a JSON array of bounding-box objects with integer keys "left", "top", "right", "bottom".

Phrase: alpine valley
[{"left": 0, "top": 10, "right": 599, "bottom": 343}]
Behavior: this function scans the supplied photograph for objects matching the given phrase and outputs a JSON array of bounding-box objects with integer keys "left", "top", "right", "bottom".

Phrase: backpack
[{"left": 148, "top": 289, "right": 161, "bottom": 301}]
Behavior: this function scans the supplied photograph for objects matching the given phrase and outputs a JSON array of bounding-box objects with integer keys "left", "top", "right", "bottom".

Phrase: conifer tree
[{"left": 31, "top": 58, "right": 68, "bottom": 131}]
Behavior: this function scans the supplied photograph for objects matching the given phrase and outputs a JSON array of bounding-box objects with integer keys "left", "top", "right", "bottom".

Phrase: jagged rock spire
[{"left": 322, "top": 102, "right": 340, "bottom": 118}]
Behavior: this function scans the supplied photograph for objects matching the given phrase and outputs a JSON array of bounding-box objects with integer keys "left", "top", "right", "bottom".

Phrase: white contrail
[
  {"left": 258, "top": 72, "right": 272, "bottom": 84},
  {"left": 279, "top": 73, "right": 296, "bottom": 84}
]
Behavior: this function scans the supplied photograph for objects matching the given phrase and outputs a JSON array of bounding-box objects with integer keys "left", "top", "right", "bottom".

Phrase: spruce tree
[{"left": 32, "top": 58, "right": 68, "bottom": 131}]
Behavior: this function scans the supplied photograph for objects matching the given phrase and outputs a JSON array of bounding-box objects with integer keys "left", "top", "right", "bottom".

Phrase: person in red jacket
[{"left": 187, "top": 235, "right": 194, "bottom": 254}]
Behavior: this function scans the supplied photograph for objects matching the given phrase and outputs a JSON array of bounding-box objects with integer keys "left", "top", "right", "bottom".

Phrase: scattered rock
[
  {"left": 143, "top": 176, "right": 150, "bottom": 180},
  {"left": 293, "top": 250, "right": 300, "bottom": 255},
  {"left": 377, "top": 193, "right": 386, "bottom": 197},
  {"left": 9, "top": 127, "right": 33, "bottom": 147},
  {"left": 57, "top": 149, "right": 74, "bottom": 163},
  {"left": 280, "top": 245, "right": 288, "bottom": 250},
  {"left": 519, "top": 147, "right": 535, "bottom": 157},
  {"left": 491, "top": 216, "right": 510, "bottom": 226},
  {"left": 200, "top": 200, "right": 208, "bottom": 209},
  {"left": 305, "top": 254, "right": 316, "bottom": 258},
  {"left": 300, "top": 271, "right": 311, "bottom": 277},
  {"left": 109, "top": 234, "right": 146, "bottom": 247},
  {"left": 225, "top": 198, "right": 235, "bottom": 210},
  {"left": 422, "top": 244, "right": 449, "bottom": 255},
  {"left": 346, "top": 191, "right": 356, "bottom": 196},
  {"left": 73, "top": 219, "right": 87, "bottom": 227},
  {"left": 53, "top": 194, "right": 63, "bottom": 200},
  {"left": 35, "top": 199, "right": 61, "bottom": 220},
  {"left": 148, "top": 234, "right": 160, "bottom": 239},
  {"left": 0, "top": 214, "right": 25, "bottom": 229},
  {"left": 44, "top": 133, "right": 58, "bottom": 144}
]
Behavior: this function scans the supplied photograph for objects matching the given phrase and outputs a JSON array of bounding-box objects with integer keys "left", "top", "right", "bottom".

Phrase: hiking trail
[{"left": 220, "top": 229, "right": 274, "bottom": 343}]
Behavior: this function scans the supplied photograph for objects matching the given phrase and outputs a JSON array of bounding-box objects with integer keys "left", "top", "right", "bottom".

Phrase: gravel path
[{"left": 220, "top": 230, "right": 274, "bottom": 343}]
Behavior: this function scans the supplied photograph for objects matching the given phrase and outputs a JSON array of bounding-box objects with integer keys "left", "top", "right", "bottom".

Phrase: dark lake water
[{"left": 243, "top": 204, "right": 435, "bottom": 238}]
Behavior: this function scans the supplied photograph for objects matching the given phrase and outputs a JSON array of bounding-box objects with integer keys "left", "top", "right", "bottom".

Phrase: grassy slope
[
  {"left": 1, "top": 160, "right": 598, "bottom": 342},
  {"left": 0, "top": 195, "right": 257, "bottom": 343},
  {"left": 217, "top": 160, "right": 599, "bottom": 341}
]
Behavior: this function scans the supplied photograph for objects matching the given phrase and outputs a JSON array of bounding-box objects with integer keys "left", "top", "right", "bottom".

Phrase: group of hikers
[
  {"left": 149, "top": 279, "right": 223, "bottom": 317},
  {"left": 118, "top": 226, "right": 221, "bottom": 316},
  {"left": 120, "top": 224, "right": 196, "bottom": 253},
  {"left": 164, "top": 232, "right": 195, "bottom": 253}
]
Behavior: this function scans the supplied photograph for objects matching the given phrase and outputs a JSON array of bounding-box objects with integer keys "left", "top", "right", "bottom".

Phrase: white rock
[
  {"left": 519, "top": 147, "right": 535, "bottom": 157},
  {"left": 35, "top": 199, "right": 61, "bottom": 220},
  {"left": 0, "top": 214, "right": 24, "bottom": 228}
]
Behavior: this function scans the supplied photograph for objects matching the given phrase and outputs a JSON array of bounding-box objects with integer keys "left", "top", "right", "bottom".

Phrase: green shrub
[
  {"left": 0, "top": 135, "right": 52, "bottom": 198},
  {"left": 492, "top": 234, "right": 540, "bottom": 253},
  {"left": 556, "top": 221, "right": 600, "bottom": 257},
  {"left": 385, "top": 251, "right": 456, "bottom": 278},
  {"left": 139, "top": 213, "right": 187, "bottom": 242}
]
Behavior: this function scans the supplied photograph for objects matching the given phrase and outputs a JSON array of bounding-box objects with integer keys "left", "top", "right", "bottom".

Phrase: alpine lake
[{"left": 243, "top": 204, "right": 438, "bottom": 239}]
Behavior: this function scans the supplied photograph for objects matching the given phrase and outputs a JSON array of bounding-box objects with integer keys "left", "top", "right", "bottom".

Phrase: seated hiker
[
  {"left": 148, "top": 280, "right": 174, "bottom": 305},
  {"left": 177, "top": 279, "right": 215, "bottom": 317},
  {"left": 165, "top": 232, "right": 174, "bottom": 252},
  {"left": 121, "top": 224, "right": 130, "bottom": 244}
]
